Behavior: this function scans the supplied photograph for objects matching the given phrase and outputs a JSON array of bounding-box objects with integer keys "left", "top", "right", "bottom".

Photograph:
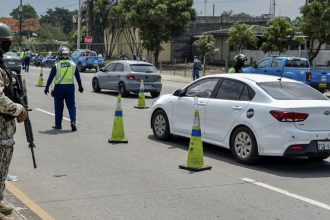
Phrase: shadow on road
[
  {"left": 89, "top": 90, "right": 155, "bottom": 99},
  {"left": 147, "top": 135, "right": 330, "bottom": 178}
]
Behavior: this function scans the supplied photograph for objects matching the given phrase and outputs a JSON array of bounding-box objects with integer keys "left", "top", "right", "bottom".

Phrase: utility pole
[
  {"left": 272, "top": 0, "right": 276, "bottom": 17},
  {"left": 77, "top": 0, "right": 81, "bottom": 49},
  {"left": 19, "top": 0, "right": 22, "bottom": 49},
  {"left": 204, "top": 0, "right": 207, "bottom": 16}
]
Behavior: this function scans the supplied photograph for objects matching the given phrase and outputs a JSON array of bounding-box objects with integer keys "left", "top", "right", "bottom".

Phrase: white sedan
[{"left": 150, "top": 74, "right": 330, "bottom": 164}]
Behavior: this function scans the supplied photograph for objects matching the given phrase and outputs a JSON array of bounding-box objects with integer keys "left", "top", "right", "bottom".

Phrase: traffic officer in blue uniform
[{"left": 44, "top": 46, "right": 84, "bottom": 131}]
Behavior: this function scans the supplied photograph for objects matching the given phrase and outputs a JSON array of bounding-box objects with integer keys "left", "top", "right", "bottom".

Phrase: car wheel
[
  {"left": 92, "top": 78, "right": 101, "bottom": 93},
  {"left": 152, "top": 110, "right": 172, "bottom": 141},
  {"left": 230, "top": 126, "right": 260, "bottom": 164},
  {"left": 150, "top": 91, "right": 160, "bottom": 98},
  {"left": 118, "top": 82, "right": 129, "bottom": 97},
  {"left": 308, "top": 156, "right": 329, "bottom": 161},
  {"left": 78, "top": 63, "right": 82, "bottom": 72}
]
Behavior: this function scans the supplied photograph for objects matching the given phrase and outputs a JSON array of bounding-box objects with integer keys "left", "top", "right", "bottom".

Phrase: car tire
[
  {"left": 150, "top": 91, "right": 160, "bottom": 98},
  {"left": 78, "top": 63, "right": 82, "bottom": 72},
  {"left": 92, "top": 78, "right": 101, "bottom": 93},
  {"left": 308, "top": 156, "right": 329, "bottom": 161},
  {"left": 152, "top": 110, "right": 172, "bottom": 141},
  {"left": 230, "top": 126, "right": 260, "bottom": 164},
  {"left": 118, "top": 82, "right": 129, "bottom": 97}
]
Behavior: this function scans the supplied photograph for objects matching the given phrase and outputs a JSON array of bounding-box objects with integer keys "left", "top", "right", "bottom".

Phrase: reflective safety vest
[
  {"left": 228, "top": 67, "right": 236, "bottom": 73},
  {"left": 55, "top": 60, "right": 76, "bottom": 85}
]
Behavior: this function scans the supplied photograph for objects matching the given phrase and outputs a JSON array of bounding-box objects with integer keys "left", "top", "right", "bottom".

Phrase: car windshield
[
  {"left": 258, "top": 81, "right": 328, "bottom": 100},
  {"left": 129, "top": 64, "right": 157, "bottom": 73},
  {"left": 4, "top": 52, "right": 18, "bottom": 58}
]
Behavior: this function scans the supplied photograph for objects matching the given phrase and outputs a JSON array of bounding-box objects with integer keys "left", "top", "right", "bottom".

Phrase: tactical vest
[{"left": 55, "top": 60, "right": 75, "bottom": 85}]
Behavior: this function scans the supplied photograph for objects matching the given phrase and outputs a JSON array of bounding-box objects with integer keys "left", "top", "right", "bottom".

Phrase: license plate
[
  {"left": 317, "top": 141, "right": 330, "bottom": 151},
  {"left": 94, "top": 60, "right": 98, "bottom": 64},
  {"left": 8, "top": 61, "right": 15, "bottom": 65},
  {"left": 319, "top": 83, "right": 327, "bottom": 88}
]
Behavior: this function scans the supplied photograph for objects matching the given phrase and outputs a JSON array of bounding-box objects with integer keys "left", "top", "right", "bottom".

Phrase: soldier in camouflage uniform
[{"left": 0, "top": 22, "right": 28, "bottom": 220}]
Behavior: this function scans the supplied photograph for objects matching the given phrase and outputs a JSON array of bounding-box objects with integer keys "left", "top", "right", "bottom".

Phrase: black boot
[{"left": 71, "top": 122, "right": 77, "bottom": 132}]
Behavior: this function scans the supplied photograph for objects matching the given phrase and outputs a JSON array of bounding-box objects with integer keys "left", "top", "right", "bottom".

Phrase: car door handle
[
  {"left": 232, "top": 106, "right": 243, "bottom": 110},
  {"left": 198, "top": 102, "right": 205, "bottom": 106}
]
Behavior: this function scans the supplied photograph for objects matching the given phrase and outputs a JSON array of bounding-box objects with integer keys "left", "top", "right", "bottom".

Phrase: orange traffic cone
[{"left": 179, "top": 97, "right": 212, "bottom": 171}]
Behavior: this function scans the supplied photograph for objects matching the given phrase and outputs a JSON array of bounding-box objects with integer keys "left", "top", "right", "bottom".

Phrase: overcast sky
[{"left": 0, "top": 0, "right": 306, "bottom": 19}]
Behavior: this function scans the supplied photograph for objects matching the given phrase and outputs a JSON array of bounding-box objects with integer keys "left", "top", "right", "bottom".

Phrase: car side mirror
[
  {"left": 173, "top": 89, "right": 183, "bottom": 97},
  {"left": 100, "top": 67, "right": 105, "bottom": 72},
  {"left": 252, "top": 61, "right": 257, "bottom": 68}
]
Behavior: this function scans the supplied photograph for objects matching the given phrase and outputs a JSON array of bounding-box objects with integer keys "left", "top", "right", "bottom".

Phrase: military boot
[{"left": 0, "top": 202, "right": 12, "bottom": 215}]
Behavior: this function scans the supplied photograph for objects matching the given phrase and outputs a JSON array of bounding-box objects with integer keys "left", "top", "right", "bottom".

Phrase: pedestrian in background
[
  {"left": 20, "top": 49, "right": 25, "bottom": 71},
  {"left": 23, "top": 48, "right": 31, "bottom": 72},
  {"left": 0, "top": 22, "right": 28, "bottom": 220},
  {"left": 44, "top": 46, "right": 84, "bottom": 131},
  {"left": 192, "top": 56, "right": 201, "bottom": 80}
]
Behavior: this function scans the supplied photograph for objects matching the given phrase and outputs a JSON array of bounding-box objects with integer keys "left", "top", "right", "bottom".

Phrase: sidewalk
[
  {"left": 160, "top": 69, "right": 223, "bottom": 83},
  {"left": 4, "top": 190, "right": 41, "bottom": 220}
]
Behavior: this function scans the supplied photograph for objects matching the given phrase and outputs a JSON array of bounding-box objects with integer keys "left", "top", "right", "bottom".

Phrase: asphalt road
[{"left": 6, "top": 66, "right": 330, "bottom": 220}]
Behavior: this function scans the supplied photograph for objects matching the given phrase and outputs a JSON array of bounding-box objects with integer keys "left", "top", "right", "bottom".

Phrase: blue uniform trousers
[{"left": 53, "top": 84, "right": 76, "bottom": 128}]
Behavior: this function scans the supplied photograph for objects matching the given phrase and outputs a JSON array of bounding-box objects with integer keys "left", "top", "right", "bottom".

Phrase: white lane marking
[
  {"left": 242, "top": 178, "right": 330, "bottom": 211},
  {"left": 35, "top": 108, "right": 76, "bottom": 122}
]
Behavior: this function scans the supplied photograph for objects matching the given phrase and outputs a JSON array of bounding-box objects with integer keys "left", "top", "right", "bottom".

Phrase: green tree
[
  {"left": 37, "top": 23, "right": 67, "bottom": 41},
  {"left": 92, "top": 0, "right": 121, "bottom": 57},
  {"left": 193, "top": 33, "right": 218, "bottom": 76},
  {"left": 227, "top": 22, "right": 258, "bottom": 52},
  {"left": 40, "top": 8, "right": 74, "bottom": 35},
  {"left": 118, "top": 0, "right": 196, "bottom": 66},
  {"left": 300, "top": 0, "right": 330, "bottom": 63},
  {"left": 10, "top": 4, "right": 38, "bottom": 19},
  {"left": 261, "top": 17, "right": 297, "bottom": 54}
]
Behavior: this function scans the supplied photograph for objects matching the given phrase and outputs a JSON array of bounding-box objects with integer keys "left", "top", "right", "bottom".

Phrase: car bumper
[
  {"left": 284, "top": 140, "right": 330, "bottom": 157},
  {"left": 84, "top": 64, "right": 98, "bottom": 69},
  {"left": 7, "top": 65, "right": 21, "bottom": 72},
  {"left": 126, "top": 81, "right": 162, "bottom": 92},
  {"left": 309, "top": 82, "right": 330, "bottom": 92},
  {"left": 256, "top": 124, "right": 330, "bottom": 156}
]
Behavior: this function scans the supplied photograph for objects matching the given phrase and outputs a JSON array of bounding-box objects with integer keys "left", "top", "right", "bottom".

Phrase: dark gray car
[
  {"left": 3, "top": 52, "right": 22, "bottom": 74},
  {"left": 92, "top": 60, "right": 162, "bottom": 98}
]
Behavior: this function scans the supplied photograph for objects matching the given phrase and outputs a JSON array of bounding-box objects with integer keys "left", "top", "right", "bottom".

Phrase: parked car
[
  {"left": 150, "top": 74, "right": 330, "bottom": 164},
  {"left": 71, "top": 49, "right": 105, "bottom": 72},
  {"left": 92, "top": 60, "right": 162, "bottom": 98},
  {"left": 41, "top": 55, "right": 57, "bottom": 68},
  {"left": 3, "top": 52, "right": 22, "bottom": 74},
  {"left": 32, "top": 55, "right": 45, "bottom": 67},
  {"left": 243, "top": 56, "right": 330, "bottom": 93}
]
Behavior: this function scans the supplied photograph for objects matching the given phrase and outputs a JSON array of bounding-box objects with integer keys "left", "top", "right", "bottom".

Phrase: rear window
[
  {"left": 285, "top": 59, "right": 309, "bottom": 68},
  {"left": 258, "top": 81, "right": 328, "bottom": 100},
  {"left": 129, "top": 64, "right": 157, "bottom": 73}
]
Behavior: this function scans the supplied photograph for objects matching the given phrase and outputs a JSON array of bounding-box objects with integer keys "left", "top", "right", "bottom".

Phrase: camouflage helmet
[
  {"left": 0, "top": 22, "right": 13, "bottom": 40},
  {"left": 57, "top": 46, "right": 70, "bottom": 59}
]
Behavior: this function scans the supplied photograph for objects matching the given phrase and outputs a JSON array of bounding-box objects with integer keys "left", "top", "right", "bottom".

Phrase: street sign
[{"left": 84, "top": 36, "right": 93, "bottom": 44}]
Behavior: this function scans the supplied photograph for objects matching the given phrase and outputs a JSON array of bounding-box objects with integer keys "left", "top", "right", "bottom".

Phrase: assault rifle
[{"left": 15, "top": 72, "right": 37, "bottom": 169}]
